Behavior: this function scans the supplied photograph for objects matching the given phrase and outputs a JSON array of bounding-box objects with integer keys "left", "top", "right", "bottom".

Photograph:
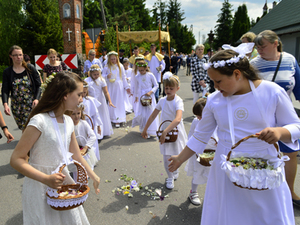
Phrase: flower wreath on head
[
  {"left": 40, "top": 72, "right": 56, "bottom": 92},
  {"left": 89, "top": 67, "right": 101, "bottom": 72},
  {"left": 107, "top": 51, "right": 118, "bottom": 56},
  {"left": 136, "top": 61, "right": 148, "bottom": 67},
  {"left": 203, "top": 43, "right": 255, "bottom": 70},
  {"left": 163, "top": 71, "right": 179, "bottom": 83}
]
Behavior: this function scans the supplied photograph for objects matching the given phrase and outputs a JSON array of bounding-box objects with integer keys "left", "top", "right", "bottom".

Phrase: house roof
[{"left": 250, "top": 0, "right": 300, "bottom": 35}]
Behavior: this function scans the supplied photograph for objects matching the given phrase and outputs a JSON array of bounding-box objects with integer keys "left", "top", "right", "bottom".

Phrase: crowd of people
[{"left": 2, "top": 29, "right": 300, "bottom": 224}]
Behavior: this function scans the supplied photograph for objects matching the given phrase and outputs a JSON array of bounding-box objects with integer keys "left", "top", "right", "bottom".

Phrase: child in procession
[
  {"left": 82, "top": 81, "right": 102, "bottom": 160},
  {"left": 132, "top": 60, "right": 159, "bottom": 136},
  {"left": 10, "top": 71, "right": 100, "bottom": 225},
  {"left": 69, "top": 105, "right": 98, "bottom": 170},
  {"left": 184, "top": 97, "right": 218, "bottom": 205},
  {"left": 168, "top": 43, "right": 300, "bottom": 225},
  {"left": 142, "top": 72, "right": 187, "bottom": 190},
  {"left": 122, "top": 58, "right": 133, "bottom": 113},
  {"left": 102, "top": 51, "right": 131, "bottom": 127},
  {"left": 85, "top": 65, "right": 114, "bottom": 137}
]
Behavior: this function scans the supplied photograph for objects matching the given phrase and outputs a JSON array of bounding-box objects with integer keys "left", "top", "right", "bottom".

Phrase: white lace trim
[
  {"left": 46, "top": 160, "right": 89, "bottom": 198},
  {"left": 47, "top": 193, "right": 89, "bottom": 208},
  {"left": 220, "top": 154, "right": 289, "bottom": 190}
]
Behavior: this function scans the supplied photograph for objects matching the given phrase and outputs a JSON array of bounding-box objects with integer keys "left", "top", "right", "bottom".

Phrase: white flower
[
  {"left": 125, "top": 205, "right": 129, "bottom": 210},
  {"left": 219, "top": 60, "right": 226, "bottom": 67}
]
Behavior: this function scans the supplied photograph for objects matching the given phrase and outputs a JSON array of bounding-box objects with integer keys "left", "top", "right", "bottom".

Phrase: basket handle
[
  {"left": 58, "top": 164, "right": 66, "bottom": 173},
  {"left": 58, "top": 161, "right": 88, "bottom": 184},
  {"left": 210, "top": 137, "right": 218, "bottom": 145},
  {"left": 158, "top": 120, "right": 174, "bottom": 131},
  {"left": 227, "top": 134, "right": 280, "bottom": 161},
  {"left": 85, "top": 114, "right": 94, "bottom": 130}
]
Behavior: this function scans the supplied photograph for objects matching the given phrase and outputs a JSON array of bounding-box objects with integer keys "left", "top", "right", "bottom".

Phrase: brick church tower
[{"left": 58, "top": 0, "right": 82, "bottom": 54}]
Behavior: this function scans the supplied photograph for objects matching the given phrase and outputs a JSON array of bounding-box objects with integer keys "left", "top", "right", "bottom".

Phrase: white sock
[
  {"left": 191, "top": 179, "right": 198, "bottom": 192},
  {"left": 163, "top": 155, "right": 174, "bottom": 179}
]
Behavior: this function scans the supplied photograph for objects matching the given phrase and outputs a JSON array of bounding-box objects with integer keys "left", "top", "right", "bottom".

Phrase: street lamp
[{"left": 208, "top": 30, "right": 214, "bottom": 49}]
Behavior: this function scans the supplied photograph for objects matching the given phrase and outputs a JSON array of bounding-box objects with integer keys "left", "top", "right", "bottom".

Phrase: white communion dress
[
  {"left": 85, "top": 77, "right": 113, "bottom": 137},
  {"left": 22, "top": 113, "right": 90, "bottom": 225},
  {"left": 187, "top": 80, "right": 299, "bottom": 225}
]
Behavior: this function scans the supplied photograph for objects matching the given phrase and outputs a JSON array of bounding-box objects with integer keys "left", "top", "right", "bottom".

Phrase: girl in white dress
[
  {"left": 102, "top": 51, "right": 131, "bottom": 127},
  {"left": 69, "top": 105, "right": 98, "bottom": 170},
  {"left": 85, "top": 65, "right": 114, "bottom": 137},
  {"left": 10, "top": 71, "right": 100, "bottom": 225},
  {"left": 184, "top": 97, "right": 218, "bottom": 206},
  {"left": 122, "top": 58, "right": 133, "bottom": 113},
  {"left": 82, "top": 81, "right": 102, "bottom": 160},
  {"left": 129, "top": 56, "right": 145, "bottom": 112},
  {"left": 169, "top": 43, "right": 300, "bottom": 225},
  {"left": 132, "top": 60, "right": 159, "bottom": 135},
  {"left": 142, "top": 72, "right": 188, "bottom": 190}
]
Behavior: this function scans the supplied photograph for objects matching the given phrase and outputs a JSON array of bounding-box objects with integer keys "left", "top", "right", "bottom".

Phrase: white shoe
[
  {"left": 115, "top": 123, "right": 120, "bottom": 128},
  {"left": 166, "top": 178, "right": 174, "bottom": 190},
  {"left": 147, "top": 135, "right": 150, "bottom": 139},
  {"left": 189, "top": 191, "right": 201, "bottom": 205},
  {"left": 173, "top": 172, "right": 179, "bottom": 180}
]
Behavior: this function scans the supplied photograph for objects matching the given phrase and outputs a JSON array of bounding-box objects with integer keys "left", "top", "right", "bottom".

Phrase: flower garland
[
  {"left": 40, "top": 72, "right": 56, "bottom": 92},
  {"left": 203, "top": 43, "right": 255, "bottom": 70}
]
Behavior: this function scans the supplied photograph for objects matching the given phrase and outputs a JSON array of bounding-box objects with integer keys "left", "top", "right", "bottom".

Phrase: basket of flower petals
[
  {"left": 221, "top": 134, "right": 289, "bottom": 191},
  {"left": 197, "top": 137, "right": 218, "bottom": 166},
  {"left": 140, "top": 94, "right": 152, "bottom": 106},
  {"left": 156, "top": 120, "right": 178, "bottom": 143},
  {"left": 46, "top": 160, "right": 90, "bottom": 210}
]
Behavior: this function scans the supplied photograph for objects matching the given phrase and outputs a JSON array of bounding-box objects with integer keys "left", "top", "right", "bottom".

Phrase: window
[
  {"left": 63, "top": 3, "right": 71, "bottom": 18},
  {"left": 76, "top": 5, "right": 80, "bottom": 19}
]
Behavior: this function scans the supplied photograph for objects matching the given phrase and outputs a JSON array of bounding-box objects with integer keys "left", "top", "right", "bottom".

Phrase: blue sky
[{"left": 145, "top": 0, "right": 278, "bottom": 45}]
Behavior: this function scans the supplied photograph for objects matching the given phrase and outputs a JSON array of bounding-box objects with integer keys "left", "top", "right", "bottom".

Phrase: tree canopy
[
  {"left": 214, "top": 0, "right": 233, "bottom": 49},
  {"left": 232, "top": 4, "right": 250, "bottom": 44}
]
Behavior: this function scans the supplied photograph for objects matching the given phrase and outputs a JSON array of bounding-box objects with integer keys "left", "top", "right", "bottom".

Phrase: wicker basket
[
  {"left": 46, "top": 160, "right": 90, "bottom": 210},
  {"left": 225, "top": 134, "right": 281, "bottom": 191},
  {"left": 140, "top": 94, "right": 152, "bottom": 106},
  {"left": 156, "top": 120, "right": 178, "bottom": 143},
  {"left": 198, "top": 137, "right": 217, "bottom": 167}
]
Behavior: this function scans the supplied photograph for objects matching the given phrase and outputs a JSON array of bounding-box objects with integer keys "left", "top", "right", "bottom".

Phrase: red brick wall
[{"left": 58, "top": 0, "right": 82, "bottom": 54}]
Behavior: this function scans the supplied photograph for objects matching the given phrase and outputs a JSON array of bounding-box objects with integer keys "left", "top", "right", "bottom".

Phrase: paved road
[{"left": 1, "top": 67, "right": 300, "bottom": 224}]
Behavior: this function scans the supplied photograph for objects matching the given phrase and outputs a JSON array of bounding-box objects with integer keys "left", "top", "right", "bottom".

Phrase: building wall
[{"left": 280, "top": 32, "right": 300, "bottom": 63}]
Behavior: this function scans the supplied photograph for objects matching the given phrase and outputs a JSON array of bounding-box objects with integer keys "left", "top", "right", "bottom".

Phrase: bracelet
[{"left": 1, "top": 126, "right": 8, "bottom": 130}]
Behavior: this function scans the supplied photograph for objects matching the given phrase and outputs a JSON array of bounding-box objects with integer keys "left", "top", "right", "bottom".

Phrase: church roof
[{"left": 250, "top": 0, "right": 300, "bottom": 35}]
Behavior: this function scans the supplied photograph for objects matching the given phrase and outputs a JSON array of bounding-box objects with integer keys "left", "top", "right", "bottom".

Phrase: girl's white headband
[{"left": 203, "top": 43, "right": 255, "bottom": 70}]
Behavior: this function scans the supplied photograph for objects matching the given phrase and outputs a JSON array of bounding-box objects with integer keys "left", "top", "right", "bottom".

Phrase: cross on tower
[{"left": 66, "top": 28, "right": 72, "bottom": 42}]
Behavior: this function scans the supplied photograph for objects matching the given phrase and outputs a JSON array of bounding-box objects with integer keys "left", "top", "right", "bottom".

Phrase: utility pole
[{"left": 99, "top": 0, "right": 107, "bottom": 29}]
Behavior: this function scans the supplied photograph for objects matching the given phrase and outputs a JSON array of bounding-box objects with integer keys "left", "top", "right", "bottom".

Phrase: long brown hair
[
  {"left": 209, "top": 50, "right": 260, "bottom": 81},
  {"left": 8, "top": 45, "right": 30, "bottom": 72},
  {"left": 24, "top": 71, "right": 83, "bottom": 128}
]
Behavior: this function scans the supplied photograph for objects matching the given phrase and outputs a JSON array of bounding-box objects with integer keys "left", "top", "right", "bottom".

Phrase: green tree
[
  {"left": 214, "top": 0, "right": 233, "bottom": 48},
  {"left": 232, "top": 4, "right": 250, "bottom": 44},
  {"left": 103, "top": 0, "right": 153, "bottom": 31},
  {"left": 152, "top": 0, "right": 167, "bottom": 29},
  {"left": 20, "top": 0, "right": 63, "bottom": 58},
  {"left": 83, "top": 0, "right": 103, "bottom": 29},
  {"left": 0, "top": 0, "right": 24, "bottom": 65}
]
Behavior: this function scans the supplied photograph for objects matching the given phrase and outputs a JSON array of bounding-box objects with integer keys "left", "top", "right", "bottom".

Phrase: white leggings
[
  {"left": 193, "top": 90, "right": 207, "bottom": 104},
  {"left": 163, "top": 155, "right": 178, "bottom": 179}
]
